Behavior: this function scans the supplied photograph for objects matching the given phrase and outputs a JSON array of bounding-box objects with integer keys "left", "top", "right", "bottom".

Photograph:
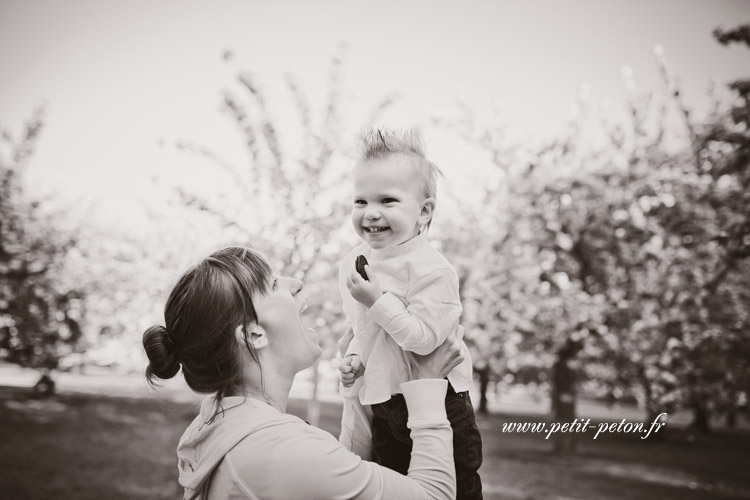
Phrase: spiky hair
[{"left": 356, "top": 128, "right": 443, "bottom": 200}]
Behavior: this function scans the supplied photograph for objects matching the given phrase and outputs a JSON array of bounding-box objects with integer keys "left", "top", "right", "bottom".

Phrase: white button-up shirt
[{"left": 339, "top": 232, "right": 474, "bottom": 405}]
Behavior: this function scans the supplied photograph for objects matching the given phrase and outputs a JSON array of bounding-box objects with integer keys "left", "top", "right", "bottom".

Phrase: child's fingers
[
  {"left": 363, "top": 265, "right": 377, "bottom": 284},
  {"left": 339, "top": 357, "right": 354, "bottom": 373},
  {"left": 349, "top": 271, "right": 364, "bottom": 285},
  {"left": 350, "top": 356, "right": 362, "bottom": 372},
  {"left": 341, "top": 370, "right": 356, "bottom": 386}
]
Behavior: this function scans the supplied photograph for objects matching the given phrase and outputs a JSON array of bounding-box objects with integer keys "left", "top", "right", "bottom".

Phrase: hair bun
[{"left": 143, "top": 325, "right": 181, "bottom": 383}]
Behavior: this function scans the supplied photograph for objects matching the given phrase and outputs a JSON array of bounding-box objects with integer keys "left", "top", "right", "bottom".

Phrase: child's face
[{"left": 351, "top": 155, "right": 433, "bottom": 250}]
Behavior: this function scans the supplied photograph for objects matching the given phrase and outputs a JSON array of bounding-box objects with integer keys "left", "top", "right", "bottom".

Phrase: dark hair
[{"left": 143, "top": 247, "right": 272, "bottom": 401}]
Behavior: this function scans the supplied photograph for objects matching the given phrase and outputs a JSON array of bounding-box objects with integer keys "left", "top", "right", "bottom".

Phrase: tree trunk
[
  {"left": 686, "top": 375, "right": 711, "bottom": 434},
  {"left": 551, "top": 346, "right": 577, "bottom": 454},
  {"left": 306, "top": 358, "right": 321, "bottom": 427},
  {"left": 691, "top": 400, "right": 710, "bottom": 434},
  {"left": 642, "top": 383, "right": 661, "bottom": 426},
  {"left": 32, "top": 372, "right": 56, "bottom": 398},
  {"left": 477, "top": 366, "right": 490, "bottom": 415},
  {"left": 726, "top": 408, "right": 736, "bottom": 428}
]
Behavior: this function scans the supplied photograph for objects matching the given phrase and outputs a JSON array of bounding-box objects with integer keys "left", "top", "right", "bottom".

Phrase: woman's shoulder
[
  {"left": 228, "top": 415, "right": 336, "bottom": 462},
  {"left": 221, "top": 419, "right": 351, "bottom": 495}
]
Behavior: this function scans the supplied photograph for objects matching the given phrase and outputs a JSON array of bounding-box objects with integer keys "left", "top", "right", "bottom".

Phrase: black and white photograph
[{"left": 1, "top": 1, "right": 749, "bottom": 499}]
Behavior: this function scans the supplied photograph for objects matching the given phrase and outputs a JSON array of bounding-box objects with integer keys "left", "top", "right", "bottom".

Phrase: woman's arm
[
  {"left": 226, "top": 338, "right": 463, "bottom": 499},
  {"left": 234, "top": 379, "right": 454, "bottom": 500}
]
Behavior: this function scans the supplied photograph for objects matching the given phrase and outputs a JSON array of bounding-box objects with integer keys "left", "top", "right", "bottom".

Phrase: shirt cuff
[
  {"left": 366, "top": 292, "right": 405, "bottom": 328},
  {"left": 400, "top": 379, "right": 448, "bottom": 426}
]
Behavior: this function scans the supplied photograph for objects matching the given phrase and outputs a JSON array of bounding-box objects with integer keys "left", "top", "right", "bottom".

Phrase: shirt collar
[{"left": 370, "top": 231, "right": 428, "bottom": 261}]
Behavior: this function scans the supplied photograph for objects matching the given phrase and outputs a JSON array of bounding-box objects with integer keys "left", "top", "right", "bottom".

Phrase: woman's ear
[
  {"left": 418, "top": 198, "right": 436, "bottom": 227},
  {"left": 235, "top": 323, "right": 268, "bottom": 349}
]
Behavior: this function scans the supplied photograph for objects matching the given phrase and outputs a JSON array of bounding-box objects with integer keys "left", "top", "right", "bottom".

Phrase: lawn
[{"left": 1, "top": 386, "right": 749, "bottom": 500}]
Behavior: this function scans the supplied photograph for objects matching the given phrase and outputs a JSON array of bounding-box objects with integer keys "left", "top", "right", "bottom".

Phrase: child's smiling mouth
[{"left": 363, "top": 226, "right": 389, "bottom": 233}]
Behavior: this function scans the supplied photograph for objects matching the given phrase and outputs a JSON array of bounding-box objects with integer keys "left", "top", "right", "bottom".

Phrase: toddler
[{"left": 338, "top": 129, "right": 483, "bottom": 500}]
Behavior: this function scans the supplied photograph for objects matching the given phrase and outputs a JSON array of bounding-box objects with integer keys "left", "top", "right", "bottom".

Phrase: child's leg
[
  {"left": 371, "top": 388, "right": 484, "bottom": 500},
  {"left": 446, "top": 384, "right": 484, "bottom": 500},
  {"left": 371, "top": 395, "right": 412, "bottom": 475}
]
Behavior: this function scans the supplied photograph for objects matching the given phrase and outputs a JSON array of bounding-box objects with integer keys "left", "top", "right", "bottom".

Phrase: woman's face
[{"left": 253, "top": 275, "right": 321, "bottom": 373}]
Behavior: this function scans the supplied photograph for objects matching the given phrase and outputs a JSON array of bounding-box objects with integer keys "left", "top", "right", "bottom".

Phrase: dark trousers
[{"left": 371, "top": 383, "right": 483, "bottom": 500}]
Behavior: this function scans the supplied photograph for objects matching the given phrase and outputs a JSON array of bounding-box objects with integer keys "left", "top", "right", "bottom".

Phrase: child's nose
[{"left": 365, "top": 208, "right": 381, "bottom": 219}]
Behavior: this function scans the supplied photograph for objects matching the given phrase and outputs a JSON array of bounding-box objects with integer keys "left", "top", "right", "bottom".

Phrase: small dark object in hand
[{"left": 355, "top": 255, "right": 369, "bottom": 281}]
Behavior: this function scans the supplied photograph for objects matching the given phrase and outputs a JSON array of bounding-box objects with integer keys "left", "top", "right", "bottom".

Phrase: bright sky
[{"left": 1, "top": 0, "right": 749, "bottom": 227}]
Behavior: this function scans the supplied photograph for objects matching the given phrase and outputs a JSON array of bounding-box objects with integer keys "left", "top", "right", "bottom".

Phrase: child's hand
[
  {"left": 346, "top": 265, "right": 383, "bottom": 308},
  {"left": 339, "top": 355, "right": 364, "bottom": 387}
]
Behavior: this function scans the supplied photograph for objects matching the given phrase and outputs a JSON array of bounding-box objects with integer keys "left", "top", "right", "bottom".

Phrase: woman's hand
[{"left": 407, "top": 325, "right": 464, "bottom": 380}]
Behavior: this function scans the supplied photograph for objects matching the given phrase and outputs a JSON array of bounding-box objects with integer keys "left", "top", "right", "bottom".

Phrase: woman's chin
[
  {"left": 301, "top": 349, "right": 322, "bottom": 372},
  {"left": 305, "top": 327, "right": 322, "bottom": 356}
]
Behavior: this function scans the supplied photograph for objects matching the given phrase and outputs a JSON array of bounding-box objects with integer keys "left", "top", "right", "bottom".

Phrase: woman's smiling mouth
[{"left": 298, "top": 300, "right": 318, "bottom": 339}]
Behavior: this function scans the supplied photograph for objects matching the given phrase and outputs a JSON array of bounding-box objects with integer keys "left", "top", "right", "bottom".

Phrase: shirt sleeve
[
  {"left": 338, "top": 375, "right": 373, "bottom": 460},
  {"left": 338, "top": 325, "right": 357, "bottom": 358},
  {"left": 366, "top": 268, "right": 462, "bottom": 355},
  {"left": 344, "top": 334, "right": 361, "bottom": 358},
  {"left": 339, "top": 253, "right": 350, "bottom": 300},
  {"left": 230, "top": 379, "right": 455, "bottom": 500}
]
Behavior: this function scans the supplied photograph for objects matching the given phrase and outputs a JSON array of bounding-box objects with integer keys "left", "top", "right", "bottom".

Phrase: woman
[{"left": 143, "top": 246, "right": 463, "bottom": 500}]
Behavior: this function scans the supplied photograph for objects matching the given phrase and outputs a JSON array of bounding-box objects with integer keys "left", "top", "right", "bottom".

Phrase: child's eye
[
  {"left": 354, "top": 199, "right": 366, "bottom": 206},
  {"left": 382, "top": 197, "right": 398, "bottom": 204}
]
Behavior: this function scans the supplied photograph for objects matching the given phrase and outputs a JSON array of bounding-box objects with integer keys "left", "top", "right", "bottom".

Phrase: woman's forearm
[
  {"left": 238, "top": 379, "right": 455, "bottom": 500},
  {"left": 375, "top": 379, "right": 456, "bottom": 500}
]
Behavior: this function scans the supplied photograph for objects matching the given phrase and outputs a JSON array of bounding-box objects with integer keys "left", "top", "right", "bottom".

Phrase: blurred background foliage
[{"left": 1, "top": 25, "right": 748, "bottom": 444}]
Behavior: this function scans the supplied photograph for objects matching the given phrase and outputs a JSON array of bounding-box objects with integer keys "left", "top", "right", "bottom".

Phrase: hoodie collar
[{"left": 176, "top": 395, "right": 283, "bottom": 500}]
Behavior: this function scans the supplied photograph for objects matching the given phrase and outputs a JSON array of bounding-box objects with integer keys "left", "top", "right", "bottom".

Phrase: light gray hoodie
[
  {"left": 176, "top": 395, "right": 299, "bottom": 500},
  {"left": 174, "top": 380, "right": 456, "bottom": 500}
]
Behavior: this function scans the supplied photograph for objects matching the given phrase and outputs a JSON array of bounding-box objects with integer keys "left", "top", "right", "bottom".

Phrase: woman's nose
[{"left": 290, "top": 278, "right": 303, "bottom": 296}]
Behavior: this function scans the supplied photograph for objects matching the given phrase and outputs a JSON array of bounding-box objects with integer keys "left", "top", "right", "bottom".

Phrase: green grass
[{"left": 1, "top": 386, "right": 749, "bottom": 500}]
